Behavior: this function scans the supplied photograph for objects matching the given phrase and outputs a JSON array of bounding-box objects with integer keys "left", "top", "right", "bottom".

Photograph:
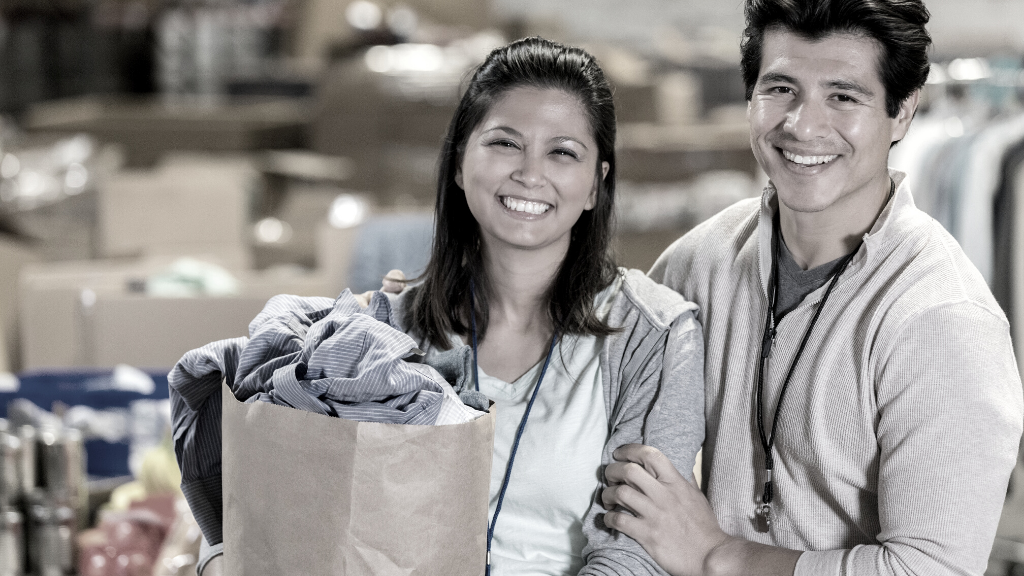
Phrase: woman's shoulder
[{"left": 608, "top": 268, "right": 701, "bottom": 332}]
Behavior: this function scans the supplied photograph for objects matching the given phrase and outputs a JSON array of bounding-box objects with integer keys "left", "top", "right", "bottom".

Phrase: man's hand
[
  {"left": 354, "top": 270, "right": 407, "bottom": 308},
  {"left": 603, "top": 444, "right": 801, "bottom": 576},
  {"left": 602, "top": 444, "right": 729, "bottom": 576}
]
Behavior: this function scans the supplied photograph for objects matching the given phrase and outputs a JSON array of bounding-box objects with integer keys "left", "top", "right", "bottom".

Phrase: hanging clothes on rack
[{"left": 889, "top": 71, "right": 1024, "bottom": 371}]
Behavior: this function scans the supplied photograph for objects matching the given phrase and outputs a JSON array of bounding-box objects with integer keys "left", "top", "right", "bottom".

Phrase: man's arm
[
  {"left": 604, "top": 300, "right": 1024, "bottom": 576},
  {"left": 602, "top": 444, "right": 800, "bottom": 576}
]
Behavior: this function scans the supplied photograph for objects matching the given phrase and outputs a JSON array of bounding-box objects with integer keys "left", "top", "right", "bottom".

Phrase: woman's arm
[{"left": 578, "top": 309, "right": 705, "bottom": 575}]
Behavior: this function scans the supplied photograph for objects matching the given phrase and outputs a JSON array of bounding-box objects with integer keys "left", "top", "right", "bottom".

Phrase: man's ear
[
  {"left": 891, "top": 89, "right": 921, "bottom": 143},
  {"left": 585, "top": 161, "right": 610, "bottom": 210}
]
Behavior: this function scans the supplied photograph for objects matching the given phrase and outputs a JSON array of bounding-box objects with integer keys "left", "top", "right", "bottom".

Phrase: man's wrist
[
  {"left": 703, "top": 535, "right": 743, "bottom": 576},
  {"left": 702, "top": 535, "right": 801, "bottom": 576}
]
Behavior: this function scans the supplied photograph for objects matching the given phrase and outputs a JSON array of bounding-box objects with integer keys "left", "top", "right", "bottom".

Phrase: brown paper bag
[{"left": 221, "top": 382, "right": 494, "bottom": 576}]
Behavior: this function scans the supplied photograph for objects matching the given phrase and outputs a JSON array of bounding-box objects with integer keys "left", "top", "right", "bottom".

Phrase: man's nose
[{"left": 783, "top": 99, "right": 830, "bottom": 141}]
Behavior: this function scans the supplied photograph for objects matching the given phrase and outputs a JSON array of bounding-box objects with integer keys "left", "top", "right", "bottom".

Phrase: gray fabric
[
  {"left": 650, "top": 169, "right": 1024, "bottom": 576},
  {"left": 774, "top": 238, "right": 844, "bottom": 320},
  {"left": 347, "top": 213, "right": 434, "bottom": 292},
  {"left": 412, "top": 344, "right": 490, "bottom": 411},
  {"left": 169, "top": 289, "right": 464, "bottom": 548},
  {"left": 197, "top": 538, "right": 223, "bottom": 575},
  {"left": 389, "top": 268, "right": 706, "bottom": 576}
]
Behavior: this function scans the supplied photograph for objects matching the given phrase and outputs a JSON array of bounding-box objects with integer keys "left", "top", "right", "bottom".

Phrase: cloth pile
[{"left": 168, "top": 290, "right": 485, "bottom": 546}]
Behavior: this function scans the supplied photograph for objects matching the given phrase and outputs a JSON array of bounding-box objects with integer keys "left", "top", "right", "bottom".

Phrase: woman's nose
[{"left": 512, "top": 153, "right": 545, "bottom": 188}]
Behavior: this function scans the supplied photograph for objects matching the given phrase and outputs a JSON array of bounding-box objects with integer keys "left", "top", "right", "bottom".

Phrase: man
[{"left": 601, "top": 0, "right": 1024, "bottom": 575}]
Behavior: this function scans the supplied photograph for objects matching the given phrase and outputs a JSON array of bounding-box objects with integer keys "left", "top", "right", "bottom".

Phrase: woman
[{"left": 389, "top": 37, "right": 705, "bottom": 575}]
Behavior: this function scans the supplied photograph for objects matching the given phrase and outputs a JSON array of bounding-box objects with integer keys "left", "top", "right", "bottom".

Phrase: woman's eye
[
  {"left": 489, "top": 139, "right": 519, "bottom": 149},
  {"left": 552, "top": 148, "right": 579, "bottom": 159}
]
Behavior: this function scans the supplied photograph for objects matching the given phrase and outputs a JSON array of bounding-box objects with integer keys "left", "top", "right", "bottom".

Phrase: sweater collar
[{"left": 756, "top": 168, "right": 915, "bottom": 299}]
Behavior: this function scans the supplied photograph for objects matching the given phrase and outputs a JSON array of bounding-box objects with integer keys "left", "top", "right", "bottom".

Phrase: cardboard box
[
  {"left": 0, "top": 234, "right": 38, "bottom": 372},
  {"left": 98, "top": 155, "right": 255, "bottom": 269},
  {"left": 19, "top": 258, "right": 332, "bottom": 370},
  {"left": 86, "top": 294, "right": 272, "bottom": 370},
  {"left": 25, "top": 96, "right": 307, "bottom": 168}
]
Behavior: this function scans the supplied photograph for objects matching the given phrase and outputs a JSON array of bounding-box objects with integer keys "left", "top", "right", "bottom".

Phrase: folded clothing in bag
[{"left": 168, "top": 290, "right": 485, "bottom": 546}]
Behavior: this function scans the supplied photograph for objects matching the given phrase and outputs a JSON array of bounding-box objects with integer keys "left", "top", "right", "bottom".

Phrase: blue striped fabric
[{"left": 168, "top": 289, "right": 457, "bottom": 546}]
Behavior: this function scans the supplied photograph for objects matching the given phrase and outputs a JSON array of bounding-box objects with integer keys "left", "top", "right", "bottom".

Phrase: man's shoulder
[
  {"left": 874, "top": 207, "right": 1008, "bottom": 328},
  {"left": 675, "top": 196, "right": 761, "bottom": 251},
  {"left": 649, "top": 196, "right": 761, "bottom": 287}
]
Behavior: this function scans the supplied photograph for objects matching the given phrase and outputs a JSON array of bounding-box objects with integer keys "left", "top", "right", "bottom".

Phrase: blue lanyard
[{"left": 470, "top": 282, "right": 559, "bottom": 575}]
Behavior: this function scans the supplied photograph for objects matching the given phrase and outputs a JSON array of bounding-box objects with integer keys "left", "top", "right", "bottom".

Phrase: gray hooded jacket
[{"left": 392, "top": 267, "right": 705, "bottom": 576}]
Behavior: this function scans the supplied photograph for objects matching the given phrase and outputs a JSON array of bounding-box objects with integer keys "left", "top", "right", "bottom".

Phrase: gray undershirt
[{"left": 774, "top": 238, "right": 846, "bottom": 320}]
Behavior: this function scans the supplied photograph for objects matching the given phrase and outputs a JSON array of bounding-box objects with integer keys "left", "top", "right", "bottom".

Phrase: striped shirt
[{"left": 168, "top": 289, "right": 483, "bottom": 546}]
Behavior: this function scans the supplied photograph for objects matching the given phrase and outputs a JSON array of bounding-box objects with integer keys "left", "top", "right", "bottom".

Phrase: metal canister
[
  {"left": 37, "top": 428, "right": 84, "bottom": 506},
  {"left": 16, "top": 426, "right": 36, "bottom": 497},
  {"left": 0, "top": 506, "right": 24, "bottom": 576},
  {"left": 0, "top": 421, "right": 21, "bottom": 506},
  {"left": 26, "top": 494, "right": 74, "bottom": 576}
]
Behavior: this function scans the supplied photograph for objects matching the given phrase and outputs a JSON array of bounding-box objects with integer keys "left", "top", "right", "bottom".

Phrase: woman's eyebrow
[
  {"left": 481, "top": 127, "right": 590, "bottom": 150},
  {"left": 481, "top": 126, "right": 522, "bottom": 138},
  {"left": 552, "top": 136, "right": 589, "bottom": 150}
]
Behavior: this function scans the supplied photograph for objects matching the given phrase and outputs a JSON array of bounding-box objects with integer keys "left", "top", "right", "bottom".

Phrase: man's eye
[
  {"left": 769, "top": 86, "right": 793, "bottom": 94},
  {"left": 834, "top": 94, "right": 859, "bottom": 103}
]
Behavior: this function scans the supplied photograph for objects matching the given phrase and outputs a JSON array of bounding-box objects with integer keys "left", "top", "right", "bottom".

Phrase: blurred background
[{"left": 0, "top": 0, "right": 1023, "bottom": 574}]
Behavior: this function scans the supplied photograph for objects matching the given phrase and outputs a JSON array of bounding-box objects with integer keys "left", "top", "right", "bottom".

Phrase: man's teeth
[
  {"left": 782, "top": 150, "right": 838, "bottom": 166},
  {"left": 502, "top": 197, "right": 551, "bottom": 215}
]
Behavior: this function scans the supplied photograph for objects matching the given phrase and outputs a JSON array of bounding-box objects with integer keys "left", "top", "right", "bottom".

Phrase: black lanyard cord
[
  {"left": 755, "top": 234, "right": 856, "bottom": 504},
  {"left": 469, "top": 281, "right": 559, "bottom": 574},
  {"left": 755, "top": 180, "right": 894, "bottom": 509}
]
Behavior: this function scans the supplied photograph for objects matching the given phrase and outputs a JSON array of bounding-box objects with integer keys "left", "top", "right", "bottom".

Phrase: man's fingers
[
  {"left": 613, "top": 443, "right": 684, "bottom": 483},
  {"left": 382, "top": 270, "right": 407, "bottom": 293},
  {"left": 603, "top": 509, "right": 646, "bottom": 540},
  {"left": 605, "top": 461, "right": 663, "bottom": 498},
  {"left": 601, "top": 483, "right": 656, "bottom": 519}
]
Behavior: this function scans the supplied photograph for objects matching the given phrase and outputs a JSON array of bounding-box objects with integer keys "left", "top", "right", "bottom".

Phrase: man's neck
[{"left": 778, "top": 178, "right": 892, "bottom": 270}]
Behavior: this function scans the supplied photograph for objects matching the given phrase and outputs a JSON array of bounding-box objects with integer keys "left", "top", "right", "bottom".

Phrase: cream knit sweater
[{"left": 650, "top": 170, "right": 1023, "bottom": 576}]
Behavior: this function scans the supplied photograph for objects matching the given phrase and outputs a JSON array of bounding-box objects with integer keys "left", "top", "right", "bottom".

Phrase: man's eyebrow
[
  {"left": 825, "top": 79, "right": 874, "bottom": 96},
  {"left": 758, "top": 72, "right": 798, "bottom": 85}
]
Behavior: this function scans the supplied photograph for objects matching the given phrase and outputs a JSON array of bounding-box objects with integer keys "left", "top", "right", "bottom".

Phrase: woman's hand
[
  {"left": 354, "top": 270, "right": 407, "bottom": 308},
  {"left": 601, "top": 444, "right": 730, "bottom": 576}
]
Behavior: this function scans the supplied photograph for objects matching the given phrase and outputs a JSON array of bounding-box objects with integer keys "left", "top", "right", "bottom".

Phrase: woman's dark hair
[
  {"left": 408, "top": 36, "right": 618, "bottom": 348},
  {"left": 740, "top": 0, "right": 932, "bottom": 118}
]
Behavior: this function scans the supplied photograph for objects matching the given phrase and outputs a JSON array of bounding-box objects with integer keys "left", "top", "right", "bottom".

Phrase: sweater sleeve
[
  {"left": 578, "top": 310, "right": 706, "bottom": 575},
  {"left": 796, "top": 301, "right": 1023, "bottom": 576}
]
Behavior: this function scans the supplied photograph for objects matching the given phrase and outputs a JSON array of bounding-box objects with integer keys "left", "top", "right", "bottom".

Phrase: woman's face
[{"left": 456, "top": 86, "right": 609, "bottom": 256}]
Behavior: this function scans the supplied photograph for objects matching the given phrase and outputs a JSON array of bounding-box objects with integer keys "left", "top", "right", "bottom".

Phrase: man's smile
[{"left": 780, "top": 149, "right": 839, "bottom": 166}]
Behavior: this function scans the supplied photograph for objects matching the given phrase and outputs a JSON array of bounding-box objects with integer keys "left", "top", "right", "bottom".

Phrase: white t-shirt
[{"left": 479, "top": 280, "right": 619, "bottom": 575}]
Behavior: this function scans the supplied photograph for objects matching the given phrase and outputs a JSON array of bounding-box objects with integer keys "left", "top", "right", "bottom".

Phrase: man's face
[{"left": 747, "top": 28, "right": 917, "bottom": 217}]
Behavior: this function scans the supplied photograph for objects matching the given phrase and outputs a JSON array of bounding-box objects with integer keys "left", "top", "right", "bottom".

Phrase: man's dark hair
[
  {"left": 408, "top": 36, "right": 618, "bottom": 348},
  {"left": 740, "top": 0, "right": 932, "bottom": 118}
]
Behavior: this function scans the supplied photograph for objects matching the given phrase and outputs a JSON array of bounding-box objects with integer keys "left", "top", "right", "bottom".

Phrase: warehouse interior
[{"left": 1, "top": 0, "right": 1024, "bottom": 573}]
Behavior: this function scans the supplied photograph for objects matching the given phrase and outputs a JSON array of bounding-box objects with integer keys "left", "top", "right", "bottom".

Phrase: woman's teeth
[
  {"left": 782, "top": 150, "right": 838, "bottom": 166},
  {"left": 502, "top": 196, "right": 551, "bottom": 215}
]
